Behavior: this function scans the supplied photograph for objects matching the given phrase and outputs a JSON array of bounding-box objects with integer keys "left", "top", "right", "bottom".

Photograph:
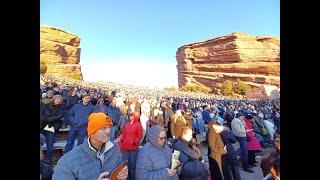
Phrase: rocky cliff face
[
  {"left": 40, "top": 25, "right": 83, "bottom": 80},
  {"left": 176, "top": 32, "right": 280, "bottom": 89}
]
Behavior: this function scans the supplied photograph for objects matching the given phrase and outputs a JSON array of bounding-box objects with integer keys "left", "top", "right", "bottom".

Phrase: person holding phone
[
  {"left": 53, "top": 113, "right": 128, "bottom": 180},
  {"left": 136, "top": 125, "right": 179, "bottom": 180},
  {"left": 171, "top": 126, "right": 207, "bottom": 180}
]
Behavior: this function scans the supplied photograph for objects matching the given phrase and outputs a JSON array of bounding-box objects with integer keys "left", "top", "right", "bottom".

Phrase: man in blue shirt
[
  {"left": 107, "top": 98, "right": 121, "bottom": 141},
  {"left": 64, "top": 94, "right": 94, "bottom": 153},
  {"left": 202, "top": 105, "right": 212, "bottom": 124}
]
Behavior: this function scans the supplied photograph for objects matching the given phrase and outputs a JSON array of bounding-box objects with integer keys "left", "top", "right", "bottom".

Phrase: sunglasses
[{"left": 158, "top": 136, "right": 166, "bottom": 141}]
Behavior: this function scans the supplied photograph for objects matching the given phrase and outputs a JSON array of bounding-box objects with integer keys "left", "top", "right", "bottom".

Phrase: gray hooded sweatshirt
[{"left": 135, "top": 125, "right": 179, "bottom": 180}]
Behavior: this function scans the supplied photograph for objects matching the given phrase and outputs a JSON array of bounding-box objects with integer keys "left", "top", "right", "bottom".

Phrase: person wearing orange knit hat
[
  {"left": 87, "top": 112, "right": 113, "bottom": 137},
  {"left": 53, "top": 113, "right": 128, "bottom": 180}
]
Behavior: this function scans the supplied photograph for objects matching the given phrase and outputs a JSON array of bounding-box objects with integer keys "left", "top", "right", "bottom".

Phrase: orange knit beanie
[{"left": 87, "top": 113, "right": 113, "bottom": 136}]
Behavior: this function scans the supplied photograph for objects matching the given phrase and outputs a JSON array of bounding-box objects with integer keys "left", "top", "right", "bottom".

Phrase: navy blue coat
[
  {"left": 220, "top": 129, "right": 237, "bottom": 160},
  {"left": 172, "top": 139, "right": 207, "bottom": 180},
  {"left": 202, "top": 110, "right": 211, "bottom": 124}
]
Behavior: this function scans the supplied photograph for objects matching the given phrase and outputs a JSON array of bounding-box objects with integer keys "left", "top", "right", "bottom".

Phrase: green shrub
[
  {"left": 234, "top": 79, "right": 251, "bottom": 95},
  {"left": 180, "top": 84, "right": 212, "bottom": 93},
  {"left": 222, "top": 80, "right": 233, "bottom": 95}
]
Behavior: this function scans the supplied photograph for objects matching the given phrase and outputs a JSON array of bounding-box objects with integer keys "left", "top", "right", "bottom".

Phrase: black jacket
[
  {"left": 220, "top": 129, "right": 237, "bottom": 160},
  {"left": 40, "top": 103, "right": 65, "bottom": 132},
  {"left": 172, "top": 139, "right": 207, "bottom": 180}
]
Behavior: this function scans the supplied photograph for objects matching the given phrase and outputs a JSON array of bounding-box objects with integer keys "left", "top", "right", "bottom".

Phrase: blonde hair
[{"left": 178, "top": 126, "right": 192, "bottom": 138}]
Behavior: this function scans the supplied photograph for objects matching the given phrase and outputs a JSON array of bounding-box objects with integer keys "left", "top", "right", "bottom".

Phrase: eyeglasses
[{"left": 158, "top": 136, "right": 166, "bottom": 141}]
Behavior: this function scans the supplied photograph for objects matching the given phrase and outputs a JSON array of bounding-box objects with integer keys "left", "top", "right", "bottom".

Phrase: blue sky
[{"left": 41, "top": 0, "right": 279, "bottom": 88}]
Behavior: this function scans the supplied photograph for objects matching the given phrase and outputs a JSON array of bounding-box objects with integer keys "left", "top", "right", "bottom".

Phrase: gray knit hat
[{"left": 52, "top": 95, "right": 62, "bottom": 101}]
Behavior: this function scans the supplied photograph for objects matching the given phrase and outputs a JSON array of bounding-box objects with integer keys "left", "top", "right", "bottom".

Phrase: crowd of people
[{"left": 40, "top": 75, "right": 280, "bottom": 180}]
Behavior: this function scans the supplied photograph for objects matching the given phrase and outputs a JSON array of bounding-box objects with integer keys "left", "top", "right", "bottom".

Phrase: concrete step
[{"left": 41, "top": 139, "right": 78, "bottom": 151}]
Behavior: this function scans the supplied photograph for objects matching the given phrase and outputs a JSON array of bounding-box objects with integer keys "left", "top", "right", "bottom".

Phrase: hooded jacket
[
  {"left": 120, "top": 112, "right": 143, "bottom": 151},
  {"left": 135, "top": 125, "right": 179, "bottom": 180}
]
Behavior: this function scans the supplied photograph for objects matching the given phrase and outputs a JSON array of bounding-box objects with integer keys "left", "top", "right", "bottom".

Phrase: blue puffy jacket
[
  {"left": 53, "top": 138, "right": 123, "bottom": 180},
  {"left": 135, "top": 125, "right": 179, "bottom": 180}
]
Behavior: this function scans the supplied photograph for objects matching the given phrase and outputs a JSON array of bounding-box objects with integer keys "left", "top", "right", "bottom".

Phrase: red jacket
[
  {"left": 120, "top": 113, "right": 143, "bottom": 151},
  {"left": 244, "top": 118, "right": 261, "bottom": 151}
]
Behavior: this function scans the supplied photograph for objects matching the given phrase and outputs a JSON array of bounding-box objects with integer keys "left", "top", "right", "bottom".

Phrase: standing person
[
  {"left": 253, "top": 113, "right": 269, "bottom": 147},
  {"left": 264, "top": 118, "right": 276, "bottom": 143},
  {"left": 53, "top": 113, "right": 128, "bottom": 180},
  {"left": 183, "top": 108, "right": 193, "bottom": 129},
  {"left": 194, "top": 107, "right": 205, "bottom": 135},
  {"left": 207, "top": 120, "right": 227, "bottom": 180},
  {"left": 272, "top": 111, "right": 280, "bottom": 134},
  {"left": 63, "top": 89, "right": 80, "bottom": 127},
  {"left": 220, "top": 124, "right": 242, "bottom": 180},
  {"left": 224, "top": 107, "right": 234, "bottom": 130},
  {"left": 163, "top": 100, "right": 175, "bottom": 137},
  {"left": 120, "top": 111, "right": 143, "bottom": 180},
  {"left": 40, "top": 95, "right": 65, "bottom": 165},
  {"left": 140, "top": 99, "right": 151, "bottom": 144},
  {"left": 64, "top": 94, "right": 94, "bottom": 153},
  {"left": 171, "top": 110, "right": 188, "bottom": 139},
  {"left": 135, "top": 125, "right": 179, "bottom": 180},
  {"left": 93, "top": 98, "right": 108, "bottom": 113},
  {"left": 150, "top": 102, "right": 165, "bottom": 127},
  {"left": 244, "top": 114, "right": 262, "bottom": 166},
  {"left": 118, "top": 99, "right": 128, "bottom": 132},
  {"left": 231, "top": 113, "right": 254, "bottom": 173},
  {"left": 202, "top": 105, "right": 211, "bottom": 124},
  {"left": 107, "top": 98, "right": 121, "bottom": 141},
  {"left": 171, "top": 126, "right": 207, "bottom": 180}
]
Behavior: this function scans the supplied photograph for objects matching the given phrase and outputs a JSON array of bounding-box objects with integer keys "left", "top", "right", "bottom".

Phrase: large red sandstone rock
[
  {"left": 40, "top": 25, "right": 83, "bottom": 80},
  {"left": 176, "top": 32, "right": 280, "bottom": 90}
]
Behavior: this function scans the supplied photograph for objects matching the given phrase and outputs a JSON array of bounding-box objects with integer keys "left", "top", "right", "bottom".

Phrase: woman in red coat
[
  {"left": 243, "top": 114, "right": 262, "bottom": 167},
  {"left": 120, "top": 111, "right": 142, "bottom": 180}
]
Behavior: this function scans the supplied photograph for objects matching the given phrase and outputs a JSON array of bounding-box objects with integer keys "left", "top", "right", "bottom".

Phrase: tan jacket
[{"left": 208, "top": 127, "right": 227, "bottom": 177}]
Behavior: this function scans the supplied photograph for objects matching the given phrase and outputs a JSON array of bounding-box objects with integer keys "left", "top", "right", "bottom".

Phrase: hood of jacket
[{"left": 147, "top": 125, "right": 165, "bottom": 150}]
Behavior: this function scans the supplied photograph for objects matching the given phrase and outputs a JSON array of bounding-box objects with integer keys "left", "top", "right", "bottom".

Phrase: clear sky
[{"left": 40, "top": 0, "right": 279, "bottom": 88}]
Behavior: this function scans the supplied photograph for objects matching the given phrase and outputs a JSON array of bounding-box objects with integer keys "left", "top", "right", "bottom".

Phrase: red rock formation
[
  {"left": 40, "top": 25, "right": 83, "bottom": 80},
  {"left": 176, "top": 32, "right": 280, "bottom": 90}
]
